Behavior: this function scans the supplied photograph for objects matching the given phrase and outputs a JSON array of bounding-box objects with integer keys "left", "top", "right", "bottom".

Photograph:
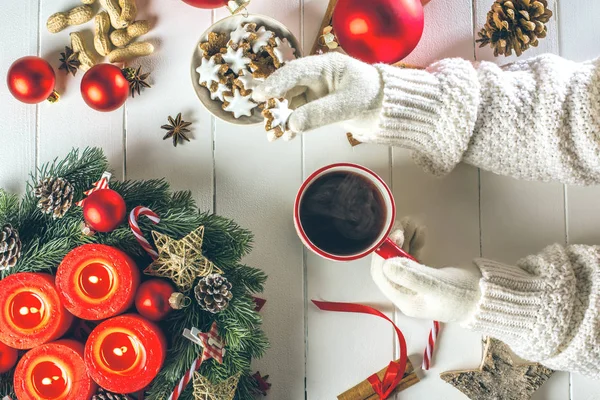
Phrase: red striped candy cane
[
  {"left": 129, "top": 206, "right": 160, "bottom": 259},
  {"left": 76, "top": 171, "right": 112, "bottom": 206},
  {"left": 169, "top": 324, "right": 225, "bottom": 400},
  {"left": 168, "top": 357, "right": 200, "bottom": 400},
  {"left": 422, "top": 320, "right": 441, "bottom": 370}
]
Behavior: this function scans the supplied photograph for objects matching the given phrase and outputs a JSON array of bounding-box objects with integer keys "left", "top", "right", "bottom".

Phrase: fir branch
[
  {"left": 0, "top": 370, "right": 15, "bottom": 399},
  {"left": 0, "top": 189, "right": 19, "bottom": 225}
]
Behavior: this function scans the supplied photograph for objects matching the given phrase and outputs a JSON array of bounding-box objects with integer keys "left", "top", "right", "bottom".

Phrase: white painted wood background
[{"left": 0, "top": 0, "right": 599, "bottom": 398}]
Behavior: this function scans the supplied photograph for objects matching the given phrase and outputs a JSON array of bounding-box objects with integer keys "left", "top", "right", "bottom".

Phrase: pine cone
[
  {"left": 0, "top": 224, "right": 21, "bottom": 270},
  {"left": 194, "top": 273, "right": 233, "bottom": 314},
  {"left": 34, "top": 177, "right": 74, "bottom": 219},
  {"left": 92, "top": 388, "right": 133, "bottom": 400},
  {"left": 477, "top": 0, "right": 553, "bottom": 57}
]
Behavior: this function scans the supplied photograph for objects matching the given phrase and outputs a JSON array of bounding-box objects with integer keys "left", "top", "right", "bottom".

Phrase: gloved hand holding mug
[{"left": 372, "top": 218, "right": 600, "bottom": 379}]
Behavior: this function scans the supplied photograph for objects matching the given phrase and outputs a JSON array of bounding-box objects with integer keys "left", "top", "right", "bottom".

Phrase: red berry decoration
[
  {"left": 181, "top": 0, "right": 226, "bottom": 7},
  {"left": 332, "top": 0, "right": 424, "bottom": 64},
  {"left": 0, "top": 341, "right": 18, "bottom": 374},
  {"left": 7, "top": 56, "right": 58, "bottom": 104},
  {"left": 81, "top": 64, "right": 129, "bottom": 112},
  {"left": 135, "top": 279, "right": 175, "bottom": 321},
  {"left": 82, "top": 189, "right": 126, "bottom": 233},
  {"left": 181, "top": 0, "right": 249, "bottom": 12}
]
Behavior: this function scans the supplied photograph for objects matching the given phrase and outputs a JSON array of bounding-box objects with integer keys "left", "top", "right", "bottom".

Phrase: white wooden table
[{"left": 1, "top": 0, "right": 599, "bottom": 399}]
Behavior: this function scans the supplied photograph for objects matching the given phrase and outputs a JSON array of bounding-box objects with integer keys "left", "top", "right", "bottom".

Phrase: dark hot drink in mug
[
  {"left": 294, "top": 163, "right": 414, "bottom": 262},
  {"left": 298, "top": 171, "right": 386, "bottom": 256}
]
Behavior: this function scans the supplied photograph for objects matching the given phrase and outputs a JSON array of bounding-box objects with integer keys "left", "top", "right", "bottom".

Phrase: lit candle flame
[
  {"left": 113, "top": 346, "right": 128, "bottom": 357},
  {"left": 19, "top": 307, "right": 29, "bottom": 315},
  {"left": 41, "top": 378, "right": 52, "bottom": 385},
  {"left": 88, "top": 276, "right": 99, "bottom": 284}
]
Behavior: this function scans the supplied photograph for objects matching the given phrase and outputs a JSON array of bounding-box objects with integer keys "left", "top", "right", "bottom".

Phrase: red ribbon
[{"left": 312, "top": 300, "right": 408, "bottom": 400}]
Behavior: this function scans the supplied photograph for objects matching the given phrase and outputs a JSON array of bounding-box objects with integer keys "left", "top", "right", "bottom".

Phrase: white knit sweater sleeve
[
  {"left": 462, "top": 244, "right": 600, "bottom": 378},
  {"left": 360, "top": 54, "right": 600, "bottom": 185}
]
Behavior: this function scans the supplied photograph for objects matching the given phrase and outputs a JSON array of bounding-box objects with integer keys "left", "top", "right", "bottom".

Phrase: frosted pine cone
[
  {"left": 34, "top": 177, "right": 74, "bottom": 219},
  {"left": 0, "top": 224, "right": 21, "bottom": 270},
  {"left": 194, "top": 273, "right": 233, "bottom": 313}
]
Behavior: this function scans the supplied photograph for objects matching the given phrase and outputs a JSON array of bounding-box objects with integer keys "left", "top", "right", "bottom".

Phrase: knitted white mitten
[
  {"left": 371, "top": 219, "right": 481, "bottom": 323},
  {"left": 372, "top": 257, "right": 481, "bottom": 323},
  {"left": 252, "top": 52, "right": 383, "bottom": 136}
]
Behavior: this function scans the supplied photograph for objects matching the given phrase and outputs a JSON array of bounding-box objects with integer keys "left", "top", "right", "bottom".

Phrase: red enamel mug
[{"left": 294, "top": 163, "right": 415, "bottom": 262}]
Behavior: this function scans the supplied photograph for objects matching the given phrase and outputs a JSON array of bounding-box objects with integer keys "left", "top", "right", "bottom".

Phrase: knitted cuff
[
  {"left": 355, "top": 59, "right": 480, "bottom": 177},
  {"left": 462, "top": 254, "right": 576, "bottom": 362}
]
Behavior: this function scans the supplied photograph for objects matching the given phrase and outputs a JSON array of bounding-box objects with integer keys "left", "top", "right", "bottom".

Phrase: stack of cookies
[{"left": 196, "top": 22, "right": 298, "bottom": 121}]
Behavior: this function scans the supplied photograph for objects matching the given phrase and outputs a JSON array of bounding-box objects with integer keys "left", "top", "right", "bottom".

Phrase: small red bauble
[
  {"left": 83, "top": 189, "right": 126, "bottom": 233},
  {"left": 181, "top": 0, "right": 227, "bottom": 8},
  {"left": 7, "top": 56, "right": 57, "bottom": 104},
  {"left": 332, "top": 0, "right": 424, "bottom": 64},
  {"left": 135, "top": 279, "right": 175, "bottom": 321},
  {"left": 0, "top": 341, "right": 18, "bottom": 374},
  {"left": 81, "top": 64, "right": 129, "bottom": 112}
]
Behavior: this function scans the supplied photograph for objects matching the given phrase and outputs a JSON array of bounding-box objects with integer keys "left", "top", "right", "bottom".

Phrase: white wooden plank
[
  {"left": 391, "top": 2, "right": 482, "bottom": 398},
  {"left": 304, "top": 133, "right": 395, "bottom": 399},
  {"left": 475, "top": 0, "right": 570, "bottom": 398},
  {"left": 0, "top": 0, "right": 38, "bottom": 193},
  {"left": 558, "top": 0, "right": 600, "bottom": 398},
  {"left": 214, "top": 4, "right": 305, "bottom": 399},
  {"left": 302, "top": 1, "right": 397, "bottom": 398},
  {"left": 392, "top": 159, "right": 482, "bottom": 400},
  {"left": 122, "top": 0, "right": 214, "bottom": 211},
  {"left": 38, "top": 0, "right": 124, "bottom": 178}
]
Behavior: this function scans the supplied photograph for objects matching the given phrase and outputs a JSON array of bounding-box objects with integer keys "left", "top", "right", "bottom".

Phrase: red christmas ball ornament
[
  {"left": 81, "top": 64, "right": 129, "bottom": 112},
  {"left": 82, "top": 189, "right": 126, "bottom": 233},
  {"left": 332, "top": 0, "right": 424, "bottom": 64},
  {"left": 181, "top": 0, "right": 249, "bottom": 13},
  {"left": 7, "top": 56, "right": 58, "bottom": 104},
  {"left": 0, "top": 341, "right": 18, "bottom": 374},
  {"left": 135, "top": 279, "right": 176, "bottom": 321}
]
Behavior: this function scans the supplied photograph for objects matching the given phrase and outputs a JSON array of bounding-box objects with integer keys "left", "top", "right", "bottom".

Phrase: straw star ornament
[
  {"left": 193, "top": 372, "right": 241, "bottom": 400},
  {"left": 145, "top": 226, "right": 223, "bottom": 293}
]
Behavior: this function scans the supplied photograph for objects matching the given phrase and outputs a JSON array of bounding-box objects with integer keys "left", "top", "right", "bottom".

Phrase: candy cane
[
  {"left": 422, "top": 320, "right": 441, "bottom": 370},
  {"left": 169, "top": 324, "right": 225, "bottom": 400},
  {"left": 129, "top": 206, "right": 160, "bottom": 259},
  {"left": 76, "top": 171, "right": 112, "bottom": 206},
  {"left": 168, "top": 357, "right": 200, "bottom": 400}
]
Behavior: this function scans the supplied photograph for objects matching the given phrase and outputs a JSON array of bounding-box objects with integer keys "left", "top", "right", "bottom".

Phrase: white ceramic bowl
[{"left": 191, "top": 14, "right": 302, "bottom": 125}]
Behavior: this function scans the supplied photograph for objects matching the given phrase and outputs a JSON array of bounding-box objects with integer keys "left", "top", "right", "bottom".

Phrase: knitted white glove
[
  {"left": 371, "top": 219, "right": 481, "bottom": 323},
  {"left": 252, "top": 52, "right": 383, "bottom": 136}
]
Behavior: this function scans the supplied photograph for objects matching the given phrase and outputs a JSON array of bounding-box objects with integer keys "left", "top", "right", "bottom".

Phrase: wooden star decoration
[
  {"left": 145, "top": 226, "right": 223, "bottom": 293},
  {"left": 193, "top": 372, "right": 240, "bottom": 400},
  {"left": 440, "top": 338, "right": 554, "bottom": 400}
]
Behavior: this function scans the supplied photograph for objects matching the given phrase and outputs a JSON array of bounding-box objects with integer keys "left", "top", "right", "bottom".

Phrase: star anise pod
[
  {"left": 161, "top": 113, "right": 192, "bottom": 147},
  {"left": 58, "top": 46, "right": 81, "bottom": 76},
  {"left": 122, "top": 66, "right": 151, "bottom": 98}
]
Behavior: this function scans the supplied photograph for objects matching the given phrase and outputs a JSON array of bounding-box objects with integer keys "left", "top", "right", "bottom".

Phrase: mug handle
[{"left": 375, "top": 237, "right": 417, "bottom": 262}]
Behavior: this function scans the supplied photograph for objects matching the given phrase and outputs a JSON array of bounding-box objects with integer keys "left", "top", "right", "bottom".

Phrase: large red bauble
[
  {"left": 181, "top": 0, "right": 227, "bottom": 8},
  {"left": 0, "top": 341, "right": 18, "bottom": 374},
  {"left": 332, "top": 0, "right": 424, "bottom": 64},
  {"left": 135, "top": 279, "right": 176, "bottom": 322},
  {"left": 83, "top": 189, "right": 126, "bottom": 233},
  {"left": 81, "top": 64, "right": 129, "bottom": 112},
  {"left": 7, "top": 56, "right": 56, "bottom": 104}
]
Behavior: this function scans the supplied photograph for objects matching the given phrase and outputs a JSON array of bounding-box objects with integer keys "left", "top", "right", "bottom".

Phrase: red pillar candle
[
  {"left": 14, "top": 339, "right": 96, "bottom": 400},
  {"left": 0, "top": 273, "right": 73, "bottom": 349},
  {"left": 85, "top": 314, "right": 167, "bottom": 393},
  {"left": 56, "top": 244, "right": 140, "bottom": 320}
]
